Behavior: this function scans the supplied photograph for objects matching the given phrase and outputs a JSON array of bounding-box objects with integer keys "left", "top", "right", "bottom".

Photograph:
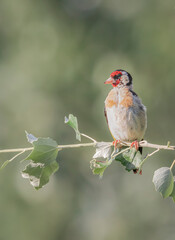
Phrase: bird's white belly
[{"left": 106, "top": 105, "right": 144, "bottom": 141}]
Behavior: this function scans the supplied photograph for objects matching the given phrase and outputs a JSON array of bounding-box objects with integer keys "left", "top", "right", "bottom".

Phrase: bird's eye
[{"left": 114, "top": 73, "right": 122, "bottom": 79}]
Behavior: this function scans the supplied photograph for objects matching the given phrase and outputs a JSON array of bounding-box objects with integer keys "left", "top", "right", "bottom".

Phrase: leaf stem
[
  {"left": 170, "top": 160, "right": 175, "bottom": 170},
  {"left": 111, "top": 147, "right": 130, "bottom": 159},
  {"left": 0, "top": 150, "right": 26, "bottom": 169},
  {"left": 139, "top": 148, "right": 160, "bottom": 169},
  {"left": 81, "top": 133, "right": 97, "bottom": 143}
]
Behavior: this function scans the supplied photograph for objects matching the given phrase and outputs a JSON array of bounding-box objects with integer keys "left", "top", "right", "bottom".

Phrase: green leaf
[
  {"left": 170, "top": 177, "right": 175, "bottom": 202},
  {"left": 93, "top": 142, "right": 112, "bottom": 159},
  {"left": 65, "top": 114, "right": 81, "bottom": 141},
  {"left": 152, "top": 167, "right": 174, "bottom": 198},
  {"left": 22, "top": 134, "right": 60, "bottom": 190},
  {"left": 90, "top": 159, "right": 112, "bottom": 177},
  {"left": 22, "top": 161, "right": 59, "bottom": 190},
  {"left": 0, "top": 160, "right": 10, "bottom": 170},
  {"left": 91, "top": 142, "right": 113, "bottom": 177},
  {"left": 115, "top": 148, "right": 143, "bottom": 172}
]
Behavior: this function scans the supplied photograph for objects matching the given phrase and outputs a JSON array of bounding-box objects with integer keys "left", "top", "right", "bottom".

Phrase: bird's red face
[
  {"left": 104, "top": 70, "right": 122, "bottom": 87},
  {"left": 104, "top": 69, "right": 132, "bottom": 88}
]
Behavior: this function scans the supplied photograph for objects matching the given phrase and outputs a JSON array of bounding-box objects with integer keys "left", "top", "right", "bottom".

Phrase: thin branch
[
  {"left": 58, "top": 140, "right": 175, "bottom": 151},
  {"left": 139, "top": 141, "right": 175, "bottom": 150},
  {"left": 115, "top": 140, "right": 175, "bottom": 151},
  {"left": 0, "top": 147, "right": 33, "bottom": 153},
  {"left": 58, "top": 142, "right": 96, "bottom": 149},
  {"left": 0, "top": 140, "right": 174, "bottom": 154}
]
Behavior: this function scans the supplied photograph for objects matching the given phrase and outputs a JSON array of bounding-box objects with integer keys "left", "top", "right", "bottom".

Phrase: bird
[{"left": 104, "top": 69, "right": 147, "bottom": 152}]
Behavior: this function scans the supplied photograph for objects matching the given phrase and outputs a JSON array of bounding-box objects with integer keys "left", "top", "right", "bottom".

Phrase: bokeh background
[{"left": 0, "top": 0, "right": 175, "bottom": 239}]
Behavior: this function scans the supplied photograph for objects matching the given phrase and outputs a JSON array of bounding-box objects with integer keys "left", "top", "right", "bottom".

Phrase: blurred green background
[{"left": 0, "top": 0, "right": 175, "bottom": 239}]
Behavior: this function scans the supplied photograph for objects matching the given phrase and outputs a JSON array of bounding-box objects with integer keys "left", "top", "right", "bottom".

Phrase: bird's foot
[
  {"left": 130, "top": 141, "right": 139, "bottom": 151},
  {"left": 113, "top": 140, "right": 121, "bottom": 148}
]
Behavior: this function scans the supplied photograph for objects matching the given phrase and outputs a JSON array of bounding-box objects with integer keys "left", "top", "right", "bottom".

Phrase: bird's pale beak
[
  {"left": 104, "top": 77, "right": 120, "bottom": 86},
  {"left": 104, "top": 77, "right": 114, "bottom": 84}
]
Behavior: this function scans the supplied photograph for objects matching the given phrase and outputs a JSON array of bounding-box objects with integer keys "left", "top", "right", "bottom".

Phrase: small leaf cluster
[
  {"left": 115, "top": 148, "right": 143, "bottom": 173},
  {"left": 91, "top": 141, "right": 143, "bottom": 177},
  {"left": 22, "top": 134, "right": 60, "bottom": 189},
  {"left": 21, "top": 114, "right": 81, "bottom": 189}
]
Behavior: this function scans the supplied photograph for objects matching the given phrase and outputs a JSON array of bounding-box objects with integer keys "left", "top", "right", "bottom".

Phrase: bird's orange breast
[
  {"left": 119, "top": 89, "right": 133, "bottom": 108},
  {"left": 105, "top": 89, "right": 118, "bottom": 108},
  {"left": 106, "top": 99, "right": 117, "bottom": 108},
  {"left": 105, "top": 88, "right": 133, "bottom": 108},
  {"left": 120, "top": 97, "right": 133, "bottom": 108}
]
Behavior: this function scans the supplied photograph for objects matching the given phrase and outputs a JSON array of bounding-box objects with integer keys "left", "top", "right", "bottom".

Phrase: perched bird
[{"left": 104, "top": 69, "right": 147, "bottom": 151}]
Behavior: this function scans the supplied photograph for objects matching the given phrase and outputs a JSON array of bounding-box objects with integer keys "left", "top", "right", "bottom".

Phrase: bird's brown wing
[{"left": 104, "top": 107, "right": 108, "bottom": 124}]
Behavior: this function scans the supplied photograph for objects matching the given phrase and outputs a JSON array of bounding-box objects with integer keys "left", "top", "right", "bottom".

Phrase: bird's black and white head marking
[
  {"left": 105, "top": 69, "right": 133, "bottom": 88},
  {"left": 114, "top": 69, "right": 132, "bottom": 86}
]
